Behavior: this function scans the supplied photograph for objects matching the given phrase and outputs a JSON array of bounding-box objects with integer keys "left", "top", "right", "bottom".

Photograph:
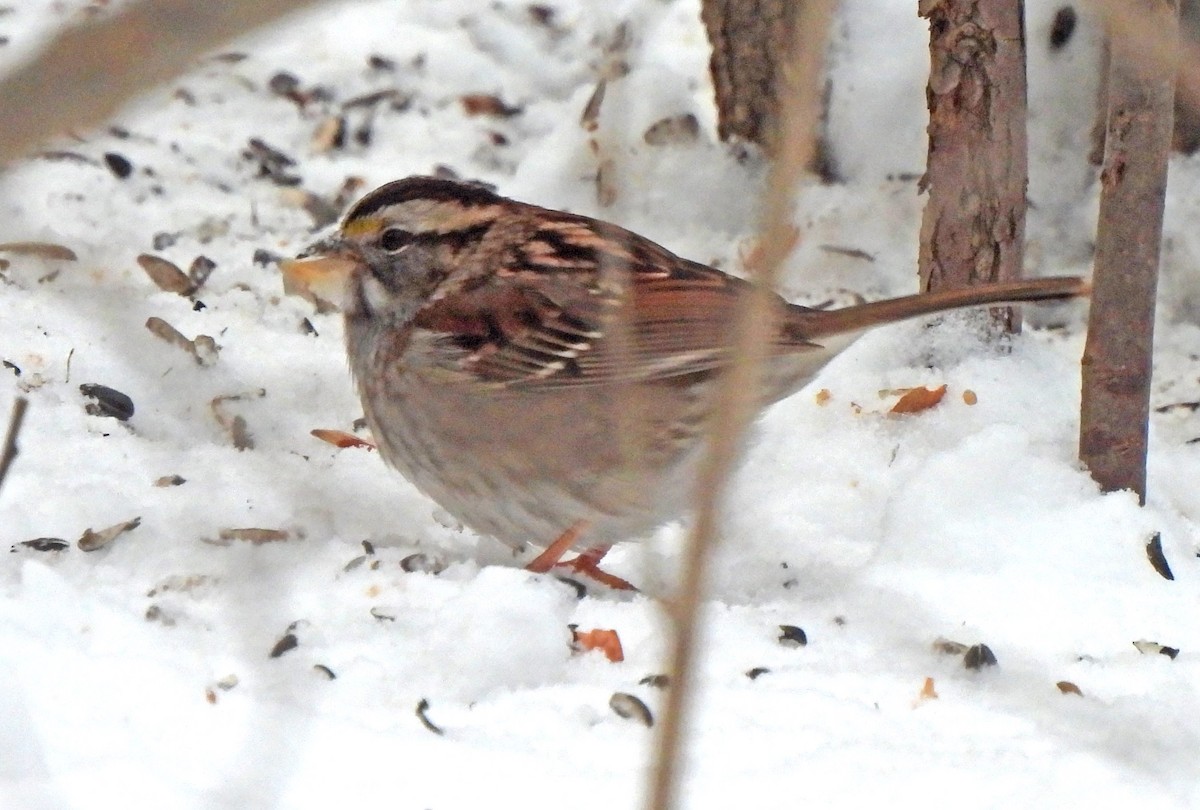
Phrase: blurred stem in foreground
[
  {"left": 645, "top": 3, "right": 837, "bottom": 809},
  {"left": 0, "top": 0, "right": 325, "bottom": 167}
]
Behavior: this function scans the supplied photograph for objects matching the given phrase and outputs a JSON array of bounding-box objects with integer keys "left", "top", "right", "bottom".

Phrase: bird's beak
[{"left": 280, "top": 247, "right": 359, "bottom": 312}]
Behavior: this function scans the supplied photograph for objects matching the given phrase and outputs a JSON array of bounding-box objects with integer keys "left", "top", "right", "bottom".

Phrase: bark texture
[
  {"left": 701, "top": 0, "right": 836, "bottom": 177},
  {"left": 1080, "top": 0, "right": 1179, "bottom": 503},
  {"left": 701, "top": 0, "right": 792, "bottom": 150},
  {"left": 917, "top": 0, "right": 1028, "bottom": 331}
]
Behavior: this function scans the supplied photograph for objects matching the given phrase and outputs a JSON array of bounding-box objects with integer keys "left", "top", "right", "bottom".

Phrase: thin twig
[
  {"left": 0, "top": 397, "right": 30, "bottom": 497},
  {"left": 0, "top": 0, "right": 327, "bottom": 166},
  {"left": 645, "top": 3, "right": 837, "bottom": 809}
]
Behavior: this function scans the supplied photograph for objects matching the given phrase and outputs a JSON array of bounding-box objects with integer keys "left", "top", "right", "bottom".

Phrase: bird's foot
[{"left": 525, "top": 523, "right": 637, "bottom": 591}]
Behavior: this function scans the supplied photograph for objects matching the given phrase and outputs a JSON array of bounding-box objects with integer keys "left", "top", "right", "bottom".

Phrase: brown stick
[
  {"left": 0, "top": 0, "right": 325, "bottom": 166},
  {"left": 917, "top": 0, "right": 1028, "bottom": 332},
  {"left": 645, "top": 4, "right": 836, "bottom": 809},
  {"left": 1090, "top": 38, "right": 1112, "bottom": 166},
  {"left": 1080, "top": 0, "right": 1179, "bottom": 503},
  {"left": 0, "top": 398, "right": 29, "bottom": 497}
]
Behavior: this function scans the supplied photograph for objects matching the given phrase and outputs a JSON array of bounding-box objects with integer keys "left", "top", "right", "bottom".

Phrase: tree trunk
[
  {"left": 701, "top": 0, "right": 837, "bottom": 178},
  {"left": 1080, "top": 0, "right": 1179, "bottom": 503},
  {"left": 917, "top": 0, "right": 1028, "bottom": 332}
]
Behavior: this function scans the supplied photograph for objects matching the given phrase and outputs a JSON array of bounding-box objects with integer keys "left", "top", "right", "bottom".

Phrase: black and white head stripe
[{"left": 345, "top": 176, "right": 503, "bottom": 222}]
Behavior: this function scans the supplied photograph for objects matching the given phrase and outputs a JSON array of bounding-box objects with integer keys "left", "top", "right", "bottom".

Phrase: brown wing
[{"left": 410, "top": 210, "right": 792, "bottom": 389}]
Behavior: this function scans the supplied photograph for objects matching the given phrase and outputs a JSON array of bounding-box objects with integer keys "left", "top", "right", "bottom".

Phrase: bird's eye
[{"left": 379, "top": 228, "right": 415, "bottom": 252}]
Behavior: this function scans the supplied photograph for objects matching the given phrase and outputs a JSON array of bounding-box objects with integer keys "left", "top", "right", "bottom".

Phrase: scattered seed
[
  {"left": 205, "top": 688, "right": 217, "bottom": 704},
  {"left": 217, "top": 528, "right": 290, "bottom": 545},
  {"left": 152, "top": 232, "right": 178, "bottom": 250},
  {"left": 528, "top": 5, "right": 556, "bottom": 25},
  {"left": 595, "top": 157, "right": 618, "bottom": 207},
  {"left": 745, "top": 667, "right": 771, "bottom": 680},
  {"left": 188, "top": 256, "right": 217, "bottom": 290},
  {"left": 154, "top": 474, "right": 186, "bottom": 487},
  {"left": 3, "top": 360, "right": 19, "bottom": 376},
  {"left": 460, "top": 93, "right": 522, "bottom": 118},
  {"left": 778, "top": 625, "right": 808, "bottom": 648},
  {"left": 192, "top": 335, "right": 219, "bottom": 367},
  {"left": 79, "top": 383, "right": 135, "bottom": 420},
  {"left": 963, "top": 643, "right": 998, "bottom": 670},
  {"left": 146, "top": 575, "right": 215, "bottom": 596},
  {"left": 311, "top": 428, "right": 376, "bottom": 450},
  {"left": 1145, "top": 531, "right": 1174, "bottom": 580},
  {"left": 211, "top": 389, "right": 264, "bottom": 450},
  {"left": 932, "top": 637, "right": 970, "bottom": 655},
  {"left": 103, "top": 151, "right": 133, "bottom": 179},
  {"left": 11, "top": 537, "right": 68, "bottom": 553},
  {"left": 144, "top": 604, "right": 175, "bottom": 625},
  {"left": 243, "top": 138, "right": 301, "bottom": 186},
  {"left": 642, "top": 113, "right": 699, "bottom": 146},
  {"left": 639, "top": 674, "right": 670, "bottom": 689},
  {"left": 361, "top": 539, "right": 376, "bottom": 555},
  {"left": 343, "top": 555, "right": 366, "bottom": 572},
  {"left": 400, "top": 552, "right": 446, "bottom": 574},
  {"left": 311, "top": 116, "right": 347, "bottom": 153},
  {"left": 555, "top": 576, "right": 587, "bottom": 599},
  {"left": 78, "top": 516, "right": 141, "bottom": 552},
  {"left": 1133, "top": 639, "right": 1180, "bottom": 659},
  {"left": 1155, "top": 400, "right": 1200, "bottom": 413},
  {"left": 814, "top": 388, "right": 832, "bottom": 405},
  {"left": 145, "top": 317, "right": 219, "bottom": 366},
  {"left": 609, "top": 693, "right": 653, "bottom": 727},
  {"left": 268, "top": 72, "right": 301, "bottom": 97},
  {"left": 216, "top": 674, "right": 239, "bottom": 691},
  {"left": 313, "top": 664, "right": 337, "bottom": 680},
  {"left": 370, "top": 606, "right": 396, "bottom": 622},
  {"left": 367, "top": 54, "right": 395, "bottom": 71},
  {"left": 580, "top": 79, "right": 606, "bottom": 131},
  {"left": 962, "top": 389, "right": 978, "bottom": 405},
  {"left": 416, "top": 698, "right": 444, "bottom": 735},
  {"left": 280, "top": 188, "right": 341, "bottom": 229},
  {"left": 269, "top": 632, "right": 299, "bottom": 659},
  {"left": 332, "top": 176, "right": 366, "bottom": 209},
  {"left": 818, "top": 244, "right": 877, "bottom": 262},
  {"left": 252, "top": 248, "right": 282, "bottom": 267},
  {"left": 0, "top": 241, "right": 77, "bottom": 261},
  {"left": 1056, "top": 680, "right": 1083, "bottom": 696},
  {"left": 1049, "top": 6, "right": 1077, "bottom": 50}
]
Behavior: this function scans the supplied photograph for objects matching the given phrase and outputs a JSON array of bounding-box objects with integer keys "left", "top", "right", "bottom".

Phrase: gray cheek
[{"left": 350, "top": 247, "right": 443, "bottom": 325}]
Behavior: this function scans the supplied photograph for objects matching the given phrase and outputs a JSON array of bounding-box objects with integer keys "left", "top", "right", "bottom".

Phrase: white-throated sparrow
[{"left": 282, "top": 176, "right": 1085, "bottom": 574}]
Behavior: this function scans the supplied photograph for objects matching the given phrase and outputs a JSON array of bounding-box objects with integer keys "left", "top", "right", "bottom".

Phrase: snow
[{"left": 2, "top": 1, "right": 1199, "bottom": 808}]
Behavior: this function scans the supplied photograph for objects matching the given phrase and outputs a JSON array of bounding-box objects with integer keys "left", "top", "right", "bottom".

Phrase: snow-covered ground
[{"left": 3, "top": 1, "right": 1200, "bottom": 807}]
